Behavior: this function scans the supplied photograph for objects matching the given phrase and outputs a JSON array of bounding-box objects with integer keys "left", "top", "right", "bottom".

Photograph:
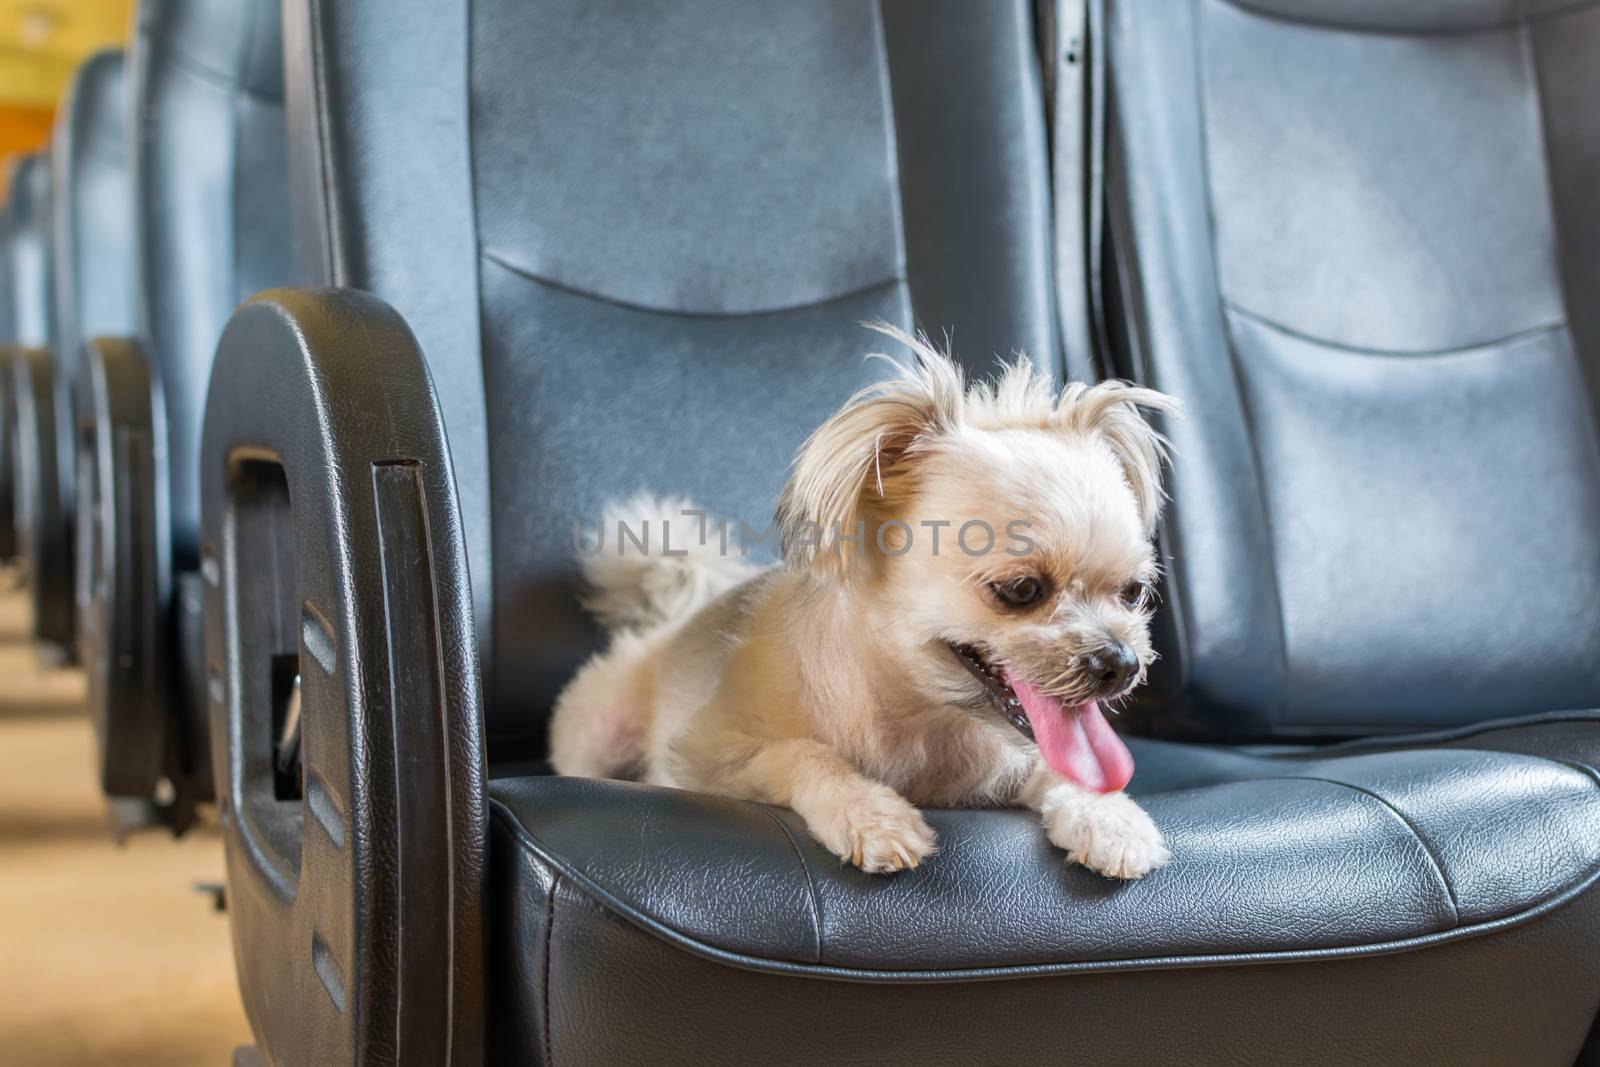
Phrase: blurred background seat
[
  {"left": 0, "top": 184, "right": 14, "bottom": 569},
  {"left": 53, "top": 48, "right": 135, "bottom": 667},
  {"left": 1106, "top": 0, "right": 1600, "bottom": 743},
  {"left": 9, "top": 50, "right": 134, "bottom": 658},
  {"left": 5, "top": 150, "right": 55, "bottom": 640},
  {"left": 76, "top": 0, "right": 290, "bottom": 831}
]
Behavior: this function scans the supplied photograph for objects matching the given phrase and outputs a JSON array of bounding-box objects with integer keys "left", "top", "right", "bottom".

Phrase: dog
[{"left": 549, "top": 327, "right": 1179, "bottom": 879}]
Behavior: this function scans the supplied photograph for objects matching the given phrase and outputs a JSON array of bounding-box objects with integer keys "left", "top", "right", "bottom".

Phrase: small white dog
[{"left": 550, "top": 328, "right": 1179, "bottom": 880}]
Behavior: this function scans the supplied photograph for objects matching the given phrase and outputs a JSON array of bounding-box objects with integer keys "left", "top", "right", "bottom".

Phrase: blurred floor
[{"left": 0, "top": 580, "right": 250, "bottom": 1065}]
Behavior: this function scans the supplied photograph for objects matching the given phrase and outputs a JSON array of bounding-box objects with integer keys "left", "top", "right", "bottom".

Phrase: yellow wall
[{"left": 0, "top": 0, "right": 132, "bottom": 157}]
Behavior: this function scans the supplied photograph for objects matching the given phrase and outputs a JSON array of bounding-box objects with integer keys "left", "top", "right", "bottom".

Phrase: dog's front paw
[
  {"left": 809, "top": 786, "right": 937, "bottom": 874},
  {"left": 1044, "top": 789, "right": 1169, "bottom": 880}
]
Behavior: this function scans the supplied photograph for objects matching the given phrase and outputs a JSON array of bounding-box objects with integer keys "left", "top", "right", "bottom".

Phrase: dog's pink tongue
[{"left": 1010, "top": 680, "right": 1134, "bottom": 793}]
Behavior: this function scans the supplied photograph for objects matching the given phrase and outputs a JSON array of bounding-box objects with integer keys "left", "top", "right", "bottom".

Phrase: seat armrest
[
  {"left": 8, "top": 344, "right": 75, "bottom": 652},
  {"left": 79, "top": 335, "right": 213, "bottom": 828},
  {"left": 79, "top": 336, "right": 172, "bottom": 803},
  {"left": 0, "top": 353, "right": 17, "bottom": 563},
  {"left": 201, "top": 288, "right": 485, "bottom": 1065}
]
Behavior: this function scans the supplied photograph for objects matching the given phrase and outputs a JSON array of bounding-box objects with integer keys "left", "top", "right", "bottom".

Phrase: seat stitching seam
[
  {"left": 1267, "top": 774, "right": 1461, "bottom": 924},
  {"left": 1224, "top": 300, "right": 1566, "bottom": 359},
  {"left": 542, "top": 869, "right": 559, "bottom": 1067},
  {"left": 1246, "top": 711, "right": 1600, "bottom": 757},
  {"left": 479, "top": 246, "right": 905, "bottom": 319},
  {"left": 160, "top": 47, "right": 243, "bottom": 91},
  {"left": 757, "top": 803, "right": 825, "bottom": 964},
  {"left": 1552, "top": 758, "right": 1600, "bottom": 788},
  {"left": 1188, "top": 8, "right": 1292, "bottom": 726},
  {"left": 1216, "top": 0, "right": 1600, "bottom": 37},
  {"left": 1521, "top": 3, "right": 1600, "bottom": 506},
  {"left": 161, "top": 46, "right": 282, "bottom": 103}
]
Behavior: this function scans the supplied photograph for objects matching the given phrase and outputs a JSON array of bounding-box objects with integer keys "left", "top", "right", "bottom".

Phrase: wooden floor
[{"left": 0, "top": 584, "right": 251, "bottom": 1065}]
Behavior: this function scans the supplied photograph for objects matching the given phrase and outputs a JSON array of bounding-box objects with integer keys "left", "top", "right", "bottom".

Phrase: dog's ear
[
  {"left": 777, "top": 326, "right": 963, "bottom": 577},
  {"left": 1058, "top": 381, "right": 1181, "bottom": 537}
]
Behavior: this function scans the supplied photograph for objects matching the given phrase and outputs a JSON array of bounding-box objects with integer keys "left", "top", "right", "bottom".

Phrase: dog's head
[{"left": 776, "top": 326, "right": 1179, "bottom": 793}]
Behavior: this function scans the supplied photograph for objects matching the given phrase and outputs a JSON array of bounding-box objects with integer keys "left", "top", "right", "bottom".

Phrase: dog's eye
[
  {"left": 993, "top": 576, "right": 1044, "bottom": 609},
  {"left": 1119, "top": 580, "right": 1154, "bottom": 610}
]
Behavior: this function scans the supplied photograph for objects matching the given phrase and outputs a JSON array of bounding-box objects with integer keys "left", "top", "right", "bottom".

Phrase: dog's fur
[{"left": 550, "top": 328, "right": 1179, "bottom": 879}]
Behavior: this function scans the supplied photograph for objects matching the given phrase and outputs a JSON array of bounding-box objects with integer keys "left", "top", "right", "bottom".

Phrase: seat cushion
[{"left": 486, "top": 712, "right": 1600, "bottom": 1064}]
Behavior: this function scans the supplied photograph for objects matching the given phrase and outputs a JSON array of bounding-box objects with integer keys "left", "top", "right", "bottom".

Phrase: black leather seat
[
  {"left": 9, "top": 51, "right": 136, "bottom": 657},
  {"left": 58, "top": 51, "right": 137, "bottom": 662},
  {"left": 1101, "top": 0, "right": 1600, "bottom": 744},
  {"left": 198, "top": 0, "right": 1600, "bottom": 1062},
  {"left": 0, "top": 169, "right": 20, "bottom": 565},
  {"left": 5, "top": 151, "right": 58, "bottom": 635},
  {"left": 4, "top": 155, "right": 51, "bottom": 361},
  {"left": 488, "top": 714, "right": 1600, "bottom": 1062},
  {"left": 2, "top": 154, "right": 54, "bottom": 572},
  {"left": 76, "top": 0, "right": 290, "bottom": 826}
]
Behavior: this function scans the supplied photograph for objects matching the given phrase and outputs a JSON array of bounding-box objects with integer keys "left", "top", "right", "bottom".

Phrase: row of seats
[
  {"left": 2, "top": 0, "right": 1597, "bottom": 1063},
  {"left": 0, "top": 0, "right": 288, "bottom": 828}
]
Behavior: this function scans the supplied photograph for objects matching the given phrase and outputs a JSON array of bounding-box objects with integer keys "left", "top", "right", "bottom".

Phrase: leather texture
[
  {"left": 1220, "top": 0, "right": 1594, "bottom": 33},
  {"left": 489, "top": 715, "right": 1600, "bottom": 972},
  {"left": 284, "top": 0, "right": 494, "bottom": 668},
  {"left": 285, "top": 0, "right": 1059, "bottom": 745},
  {"left": 489, "top": 861, "right": 1600, "bottom": 1067},
  {"left": 132, "top": 0, "right": 292, "bottom": 568},
  {"left": 1105, "top": 0, "right": 1600, "bottom": 738},
  {"left": 202, "top": 290, "right": 486, "bottom": 1065},
  {"left": 487, "top": 712, "right": 1600, "bottom": 1064}
]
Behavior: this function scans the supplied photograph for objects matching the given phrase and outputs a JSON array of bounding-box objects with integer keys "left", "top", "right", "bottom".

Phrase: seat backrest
[
  {"left": 286, "top": 0, "right": 1060, "bottom": 751},
  {"left": 1104, "top": 0, "right": 1600, "bottom": 739},
  {"left": 0, "top": 193, "right": 13, "bottom": 560},
  {"left": 0, "top": 206, "right": 13, "bottom": 347},
  {"left": 53, "top": 49, "right": 136, "bottom": 439},
  {"left": 133, "top": 0, "right": 292, "bottom": 567},
  {"left": 8, "top": 153, "right": 52, "bottom": 351}
]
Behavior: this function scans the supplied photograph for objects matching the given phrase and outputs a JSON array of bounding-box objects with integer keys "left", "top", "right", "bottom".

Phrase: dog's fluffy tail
[{"left": 580, "top": 493, "right": 756, "bottom": 633}]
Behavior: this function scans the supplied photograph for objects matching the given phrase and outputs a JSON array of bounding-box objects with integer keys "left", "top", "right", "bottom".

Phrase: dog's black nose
[{"left": 1085, "top": 642, "right": 1138, "bottom": 695}]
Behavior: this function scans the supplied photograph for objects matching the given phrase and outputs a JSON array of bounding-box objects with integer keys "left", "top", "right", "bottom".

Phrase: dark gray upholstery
[
  {"left": 486, "top": 713, "right": 1600, "bottom": 1063},
  {"left": 10, "top": 54, "right": 135, "bottom": 650},
  {"left": 0, "top": 203, "right": 10, "bottom": 561},
  {"left": 7, "top": 153, "right": 52, "bottom": 350},
  {"left": 287, "top": 0, "right": 1059, "bottom": 744},
  {"left": 0, "top": 199, "right": 13, "bottom": 346},
  {"left": 1106, "top": 0, "right": 1600, "bottom": 738},
  {"left": 0, "top": 163, "right": 26, "bottom": 561},
  {"left": 133, "top": 0, "right": 292, "bottom": 567},
  {"left": 1, "top": 154, "right": 51, "bottom": 571},
  {"left": 52, "top": 50, "right": 136, "bottom": 658},
  {"left": 491, "top": 723, "right": 1600, "bottom": 968}
]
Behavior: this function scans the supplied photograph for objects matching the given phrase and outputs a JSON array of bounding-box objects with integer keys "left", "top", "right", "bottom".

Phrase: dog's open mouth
[
  {"left": 946, "top": 641, "right": 1135, "bottom": 794},
  {"left": 950, "top": 642, "right": 1034, "bottom": 739}
]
